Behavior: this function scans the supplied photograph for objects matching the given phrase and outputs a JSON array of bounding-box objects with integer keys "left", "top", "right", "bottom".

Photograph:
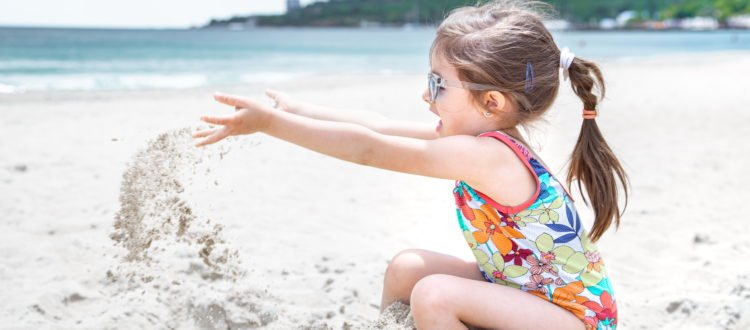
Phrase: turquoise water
[{"left": 0, "top": 26, "right": 748, "bottom": 92}]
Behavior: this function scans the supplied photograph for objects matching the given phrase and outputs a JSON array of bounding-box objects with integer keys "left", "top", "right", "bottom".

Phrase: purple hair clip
[{"left": 525, "top": 61, "right": 534, "bottom": 92}]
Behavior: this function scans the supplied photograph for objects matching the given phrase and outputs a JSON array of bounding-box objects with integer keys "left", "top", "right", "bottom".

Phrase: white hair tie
[{"left": 560, "top": 47, "right": 575, "bottom": 81}]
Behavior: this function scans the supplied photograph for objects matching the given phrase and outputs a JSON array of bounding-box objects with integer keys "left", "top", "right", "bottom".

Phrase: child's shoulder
[
  {"left": 474, "top": 130, "right": 535, "bottom": 164},
  {"left": 461, "top": 131, "right": 540, "bottom": 207}
]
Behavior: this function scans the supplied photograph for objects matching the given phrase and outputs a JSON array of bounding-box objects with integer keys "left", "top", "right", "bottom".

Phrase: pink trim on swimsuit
[
  {"left": 471, "top": 131, "right": 542, "bottom": 214},
  {"left": 479, "top": 130, "right": 575, "bottom": 203}
]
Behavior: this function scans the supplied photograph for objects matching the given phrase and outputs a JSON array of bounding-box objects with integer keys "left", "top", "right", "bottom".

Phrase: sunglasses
[{"left": 427, "top": 72, "right": 502, "bottom": 103}]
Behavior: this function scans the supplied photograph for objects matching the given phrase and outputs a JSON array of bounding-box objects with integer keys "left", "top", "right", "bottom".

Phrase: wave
[
  {"left": 118, "top": 74, "right": 207, "bottom": 89},
  {"left": 0, "top": 73, "right": 209, "bottom": 92},
  {"left": 0, "top": 83, "right": 21, "bottom": 94},
  {"left": 0, "top": 69, "right": 421, "bottom": 92},
  {"left": 239, "top": 71, "right": 311, "bottom": 84}
]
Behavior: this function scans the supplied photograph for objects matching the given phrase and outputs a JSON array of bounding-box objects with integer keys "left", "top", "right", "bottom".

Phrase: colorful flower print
[
  {"left": 503, "top": 241, "right": 534, "bottom": 266},
  {"left": 529, "top": 280, "right": 591, "bottom": 321},
  {"left": 507, "top": 209, "right": 543, "bottom": 227},
  {"left": 524, "top": 274, "right": 554, "bottom": 295},
  {"left": 472, "top": 248, "right": 527, "bottom": 289},
  {"left": 526, "top": 253, "right": 559, "bottom": 276},
  {"left": 452, "top": 130, "right": 618, "bottom": 328},
  {"left": 533, "top": 231, "right": 606, "bottom": 288},
  {"left": 585, "top": 251, "right": 604, "bottom": 273},
  {"left": 469, "top": 207, "right": 525, "bottom": 255},
  {"left": 582, "top": 291, "right": 618, "bottom": 329},
  {"left": 534, "top": 196, "right": 564, "bottom": 224}
]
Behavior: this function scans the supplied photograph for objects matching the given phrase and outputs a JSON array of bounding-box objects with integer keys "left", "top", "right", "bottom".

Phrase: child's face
[{"left": 423, "top": 53, "right": 500, "bottom": 137}]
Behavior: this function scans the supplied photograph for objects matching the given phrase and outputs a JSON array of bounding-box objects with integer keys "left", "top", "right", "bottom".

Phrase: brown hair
[{"left": 432, "top": 0, "right": 629, "bottom": 242}]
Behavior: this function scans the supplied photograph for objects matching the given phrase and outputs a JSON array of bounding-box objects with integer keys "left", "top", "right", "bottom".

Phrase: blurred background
[{"left": 1, "top": 0, "right": 749, "bottom": 93}]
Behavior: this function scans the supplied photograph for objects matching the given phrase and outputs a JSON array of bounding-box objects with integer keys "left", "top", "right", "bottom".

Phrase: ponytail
[{"left": 566, "top": 57, "right": 630, "bottom": 243}]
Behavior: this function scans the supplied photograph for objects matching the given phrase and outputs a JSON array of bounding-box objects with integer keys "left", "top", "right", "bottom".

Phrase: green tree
[
  {"left": 205, "top": 0, "right": 750, "bottom": 28},
  {"left": 714, "top": 0, "right": 750, "bottom": 19}
]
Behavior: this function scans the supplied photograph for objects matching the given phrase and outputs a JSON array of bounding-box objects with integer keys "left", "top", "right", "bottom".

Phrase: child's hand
[
  {"left": 193, "top": 93, "right": 274, "bottom": 147},
  {"left": 264, "top": 88, "right": 301, "bottom": 114}
]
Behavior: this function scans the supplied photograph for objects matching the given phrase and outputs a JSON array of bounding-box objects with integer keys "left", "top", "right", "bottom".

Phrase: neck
[
  {"left": 502, "top": 127, "right": 533, "bottom": 147},
  {"left": 499, "top": 126, "right": 521, "bottom": 139}
]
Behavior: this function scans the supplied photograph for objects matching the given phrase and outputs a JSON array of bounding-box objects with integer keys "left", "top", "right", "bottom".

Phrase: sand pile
[
  {"left": 363, "top": 302, "right": 415, "bottom": 330},
  {"left": 105, "top": 128, "right": 279, "bottom": 329}
]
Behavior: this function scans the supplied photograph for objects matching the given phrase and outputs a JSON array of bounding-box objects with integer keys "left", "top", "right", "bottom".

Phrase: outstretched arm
[
  {"left": 194, "top": 93, "right": 499, "bottom": 182},
  {"left": 267, "top": 89, "right": 439, "bottom": 140}
]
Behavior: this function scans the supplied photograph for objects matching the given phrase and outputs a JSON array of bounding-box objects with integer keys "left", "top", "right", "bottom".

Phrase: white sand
[{"left": 1, "top": 51, "right": 749, "bottom": 329}]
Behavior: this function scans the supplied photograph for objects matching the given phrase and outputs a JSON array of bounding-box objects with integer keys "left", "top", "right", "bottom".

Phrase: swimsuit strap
[
  {"left": 471, "top": 131, "right": 542, "bottom": 214},
  {"left": 478, "top": 131, "right": 534, "bottom": 164},
  {"left": 477, "top": 130, "right": 576, "bottom": 203}
]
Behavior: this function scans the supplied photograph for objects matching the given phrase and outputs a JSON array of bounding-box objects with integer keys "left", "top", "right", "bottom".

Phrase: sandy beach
[{"left": 1, "top": 51, "right": 749, "bottom": 329}]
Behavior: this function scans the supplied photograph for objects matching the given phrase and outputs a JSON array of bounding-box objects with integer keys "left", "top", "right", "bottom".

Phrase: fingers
[
  {"left": 264, "top": 89, "right": 275, "bottom": 98},
  {"left": 195, "top": 136, "right": 213, "bottom": 148},
  {"left": 200, "top": 115, "right": 232, "bottom": 126},
  {"left": 265, "top": 88, "right": 290, "bottom": 102},
  {"left": 265, "top": 89, "right": 280, "bottom": 109},
  {"left": 192, "top": 128, "right": 214, "bottom": 139},
  {"left": 194, "top": 128, "right": 229, "bottom": 148},
  {"left": 213, "top": 92, "right": 250, "bottom": 108},
  {"left": 264, "top": 89, "right": 279, "bottom": 100}
]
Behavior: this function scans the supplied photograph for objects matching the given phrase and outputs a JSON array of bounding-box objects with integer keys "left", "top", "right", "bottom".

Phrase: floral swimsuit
[{"left": 453, "top": 130, "right": 618, "bottom": 330}]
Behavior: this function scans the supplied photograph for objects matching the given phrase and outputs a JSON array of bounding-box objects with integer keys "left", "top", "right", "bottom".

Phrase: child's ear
[{"left": 481, "top": 91, "right": 507, "bottom": 112}]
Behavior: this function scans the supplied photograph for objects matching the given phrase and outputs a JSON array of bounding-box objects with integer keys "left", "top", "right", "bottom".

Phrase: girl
[{"left": 193, "top": 1, "right": 628, "bottom": 329}]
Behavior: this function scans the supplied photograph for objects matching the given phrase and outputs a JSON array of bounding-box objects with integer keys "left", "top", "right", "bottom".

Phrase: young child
[{"left": 193, "top": 1, "right": 628, "bottom": 329}]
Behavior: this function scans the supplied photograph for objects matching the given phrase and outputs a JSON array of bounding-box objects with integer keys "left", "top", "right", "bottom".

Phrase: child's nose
[{"left": 421, "top": 88, "right": 431, "bottom": 104}]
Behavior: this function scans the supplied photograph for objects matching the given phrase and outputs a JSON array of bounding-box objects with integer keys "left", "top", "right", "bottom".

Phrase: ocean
[{"left": 1, "top": 26, "right": 748, "bottom": 93}]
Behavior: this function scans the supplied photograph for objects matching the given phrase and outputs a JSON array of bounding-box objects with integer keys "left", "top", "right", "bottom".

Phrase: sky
[{"left": 0, "top": 0, "right": 323, "bottom": 29}]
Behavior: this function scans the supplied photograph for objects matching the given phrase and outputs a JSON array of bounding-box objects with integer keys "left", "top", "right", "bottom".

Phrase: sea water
[{"left": 0, "top": 26, "right": 748, "bottom": 93}]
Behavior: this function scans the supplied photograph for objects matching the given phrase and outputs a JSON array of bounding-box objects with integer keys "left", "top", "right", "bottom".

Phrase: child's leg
[
  {"left": 380, "top": 249, "right": 485, "bottom": 312},
  {"left": 410, "top": 274, "right": 587, "bottom": 330}
]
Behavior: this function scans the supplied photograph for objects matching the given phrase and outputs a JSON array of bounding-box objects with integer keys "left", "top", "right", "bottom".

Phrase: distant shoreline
[
  {"left": 1, "top": 27, "right": 747, "bottom": 94},
  {"left": 2, "top": 25, "right": 750, "bottom": 32}
]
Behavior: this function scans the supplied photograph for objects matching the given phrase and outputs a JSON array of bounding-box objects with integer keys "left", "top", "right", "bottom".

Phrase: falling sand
[
  {"left": 105, "top": 127, "right": 416, "bottom": 329},
  {"left": 105, "top": 128, "right": 279, "bottom": 328}
]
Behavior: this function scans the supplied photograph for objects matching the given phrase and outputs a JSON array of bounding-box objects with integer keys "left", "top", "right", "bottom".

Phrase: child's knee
[
  {"left": 410, "top": 274, "right": 453, "bottom": 315},
  {"left": 384, "top": 249, "right": 427, "bottom": 288}
]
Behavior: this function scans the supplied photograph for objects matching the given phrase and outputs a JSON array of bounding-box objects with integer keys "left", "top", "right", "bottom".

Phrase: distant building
[
  {"left": 228, "top": 17, "right": 257, "bottom": 30},
  {"left": 679, "top": 17, "right": 719, "bottom": 30},
  {"left": 616, "top": 11, "right": 636, "bottom": 28},
  {"left": 359, "top": 20, "right": 383, "bottom": 28},
  {"left": 286, "top": 0, "right": 301, "bottom": 13},
  {"left": 641, "top": 20, "right": 669, "bottom": 30},
  {"left": 728, "top": 15, "right": 750, "bottom": 29},
  {"left": 599, "top": 18, "right": 616, "bottom": 30},
  {"left": 544, "top": 19, "right": 571, "bottom": 31},
  {"left": 596, "top": 11, "right": 642, "bottom": 29}
]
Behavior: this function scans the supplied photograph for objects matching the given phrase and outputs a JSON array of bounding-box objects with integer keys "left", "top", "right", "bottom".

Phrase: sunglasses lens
[{"left": 428, "top": 74, "right": 437, "bottom": 102}]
